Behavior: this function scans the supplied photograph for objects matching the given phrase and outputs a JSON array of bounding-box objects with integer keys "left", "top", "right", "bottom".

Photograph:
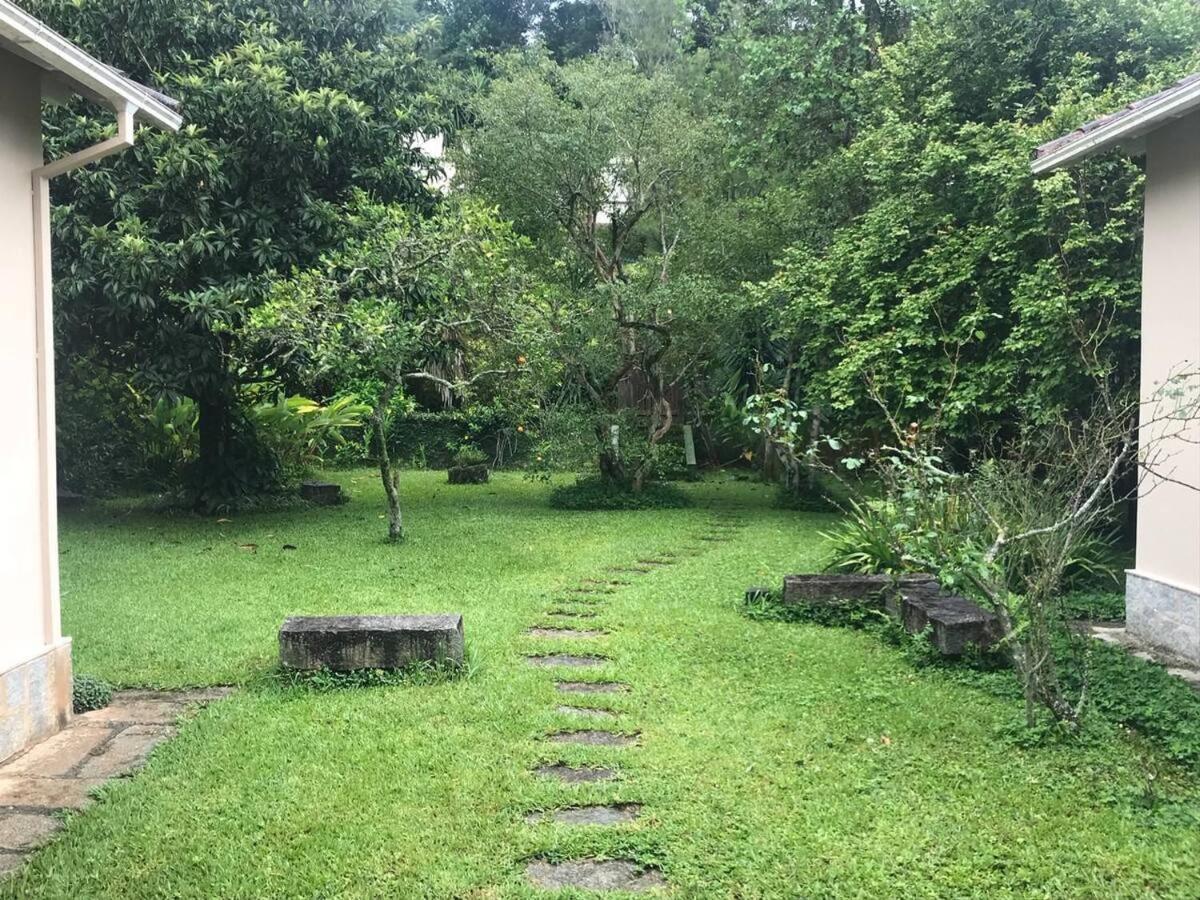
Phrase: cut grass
[{"left": 6, "top": 470, "right": 1200, "bottom": 897}]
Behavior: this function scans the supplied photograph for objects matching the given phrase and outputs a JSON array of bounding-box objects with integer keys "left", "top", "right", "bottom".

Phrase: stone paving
[
  {"left": 521, "top": 510, "right": 746, "bottom": 893},
  {"left": 1074, "top": 621, "right": 1200, "bottom": 692},
  {"left": 0, "top": 687, "right": 232, "bottom": 878}
]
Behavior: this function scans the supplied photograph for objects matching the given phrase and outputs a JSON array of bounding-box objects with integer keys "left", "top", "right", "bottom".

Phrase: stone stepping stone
[
  {"left": 571, "top": 587, "right": 615, "bottom": 595},
  {"left": 698, "top": 536, "right": 732, "bottom": 543},
  {"left": 556, "top": 681, "right": 630, "bottom": 694},
  {"left": 526, "top": 655, "right": 609, "bottom": 669},
  {"left": 555, "top": 704, "right": 616, "bottom": 720},
  {"left": 525, "top": 859, "right": 666, "bottom": 892},
  {"left": 545, "top": 609, "right": 598, "bottom": 619},
  {"left": 546, "top": 730, "right": 638, "bottom": 747},
  {"left": 534, "top": 764, "right": 617, "bottom": 783},
  {"left": 525, "top": 803, "right": 640, "bottom": 825},
  {"left": 607, "top": 565, "right": 652, "bottom": 574},
  {"left": 526, "top": 627, "right": 604, "bottom": 639},
  {"left": 583, "top": 578, "right": 630, "bottom": 587},
  {"left": 636, "top": 559, "right": 674, "bottom": 567}
]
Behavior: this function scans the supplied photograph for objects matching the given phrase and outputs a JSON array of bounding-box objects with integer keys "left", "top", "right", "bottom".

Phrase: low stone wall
[
  {"left": 1127, "top": 570, "right": 1200, "bottom": 665},
  {"left": 782, "top": 573, "right": 937, "bottom": 606},
  {"left": 0, "top": 639, "right": 72, "bottom": 765},
  {"left": 279, "top": 614, "right": 464, "bottom": 670}
]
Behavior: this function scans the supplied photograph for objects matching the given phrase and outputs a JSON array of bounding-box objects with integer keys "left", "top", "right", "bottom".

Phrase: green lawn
[{"left": 7, "top": 470, "right": 1200, "bottom": 897}]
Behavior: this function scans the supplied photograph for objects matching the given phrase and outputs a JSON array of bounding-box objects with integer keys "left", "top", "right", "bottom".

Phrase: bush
[
  {"left": 72, "top": 674, "right": 113, "bottom": 713},
  {"left": 822, "top": 498, "right": 909, "bottom": 574},
  {"left": 451, "top": 445, "right": 489, "bottom": 468},
  {"left": 1060, "top": 590, "right": 1126, "bottom": 622},
  {"left": 549, "top": 476, "right": 692, "bottom": 510}
]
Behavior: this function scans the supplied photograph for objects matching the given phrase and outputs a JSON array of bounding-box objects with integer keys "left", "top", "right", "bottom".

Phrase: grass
[{"left": 7, "top": 470, "right": 1200, "bottom": 897}]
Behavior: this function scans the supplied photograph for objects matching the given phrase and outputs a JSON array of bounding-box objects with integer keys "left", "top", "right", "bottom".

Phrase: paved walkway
[
  {"left": 521, "top": 510, "right": 745, "bottom": 892},
  {"left": 1074, "top": 621, "right": 1200, "bottom": 692},
  {"left": 0, "top": 688, "right": 232, "bottom": 876}
]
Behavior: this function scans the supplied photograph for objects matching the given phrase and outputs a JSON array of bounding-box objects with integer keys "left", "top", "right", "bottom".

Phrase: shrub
[
  {"left": 72, "top": 674, "right": 113, "bottom": 713},
  {"left": 822, "top": 499, "right": 909, "bottom": 574},
  {"left": 250, "top": 394, "right": 370, "bottom": 482},
  {"left": 451, "top": 445, "right": 489, "bottom": 468},
  {"left": 549, "top": 476, "right": 692, "bottom": 510}
]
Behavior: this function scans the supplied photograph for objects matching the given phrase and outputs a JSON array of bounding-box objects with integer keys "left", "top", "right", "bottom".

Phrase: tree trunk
[{"left": 374, "top": 415, "right": 403, "bottom": 542}]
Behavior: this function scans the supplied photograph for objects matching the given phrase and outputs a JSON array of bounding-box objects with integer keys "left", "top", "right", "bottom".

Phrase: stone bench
[
  {"left": 899, "top": 587, "right": 1000, "bottom": 655},
  {"left": 782, "top": 573, "right": 938, "bottom": 606},
  {"left": 448, "top": 464, "right": 490, "bottom": 485},
  {"left": 300, "top": 481, "right": 343, "bottom": 505},
  {"left": 279, "top": 615, "right": 464, "bottom": 671}
]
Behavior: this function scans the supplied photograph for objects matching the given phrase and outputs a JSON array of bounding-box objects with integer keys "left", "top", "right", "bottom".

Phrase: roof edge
[
  {"left": 0, "top": 0, "right": 182, "bottom": 132},
  {"left": 1032, "top": 74, "right": 1200, "bottom": 174}
]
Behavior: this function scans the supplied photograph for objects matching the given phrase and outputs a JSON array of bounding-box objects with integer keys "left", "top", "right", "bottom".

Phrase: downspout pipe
[{"left": 32, "top": 101, "right": 137, "bottom": 644}]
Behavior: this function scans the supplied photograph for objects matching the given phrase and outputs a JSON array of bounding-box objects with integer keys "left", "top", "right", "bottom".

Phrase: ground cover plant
[{"left": 8, "top": 472, "right": 1200, "bottom": 897}]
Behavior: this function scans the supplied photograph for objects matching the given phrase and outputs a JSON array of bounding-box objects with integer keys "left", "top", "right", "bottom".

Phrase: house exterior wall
[
  {"left": 0, "top": 49, "right": 72, "bottom": 762},
  {"left": 1128, "top": 112, "right": 1200, "bottom": 664}
]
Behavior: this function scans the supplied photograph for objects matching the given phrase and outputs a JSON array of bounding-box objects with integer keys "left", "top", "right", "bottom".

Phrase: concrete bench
[
  {"left": 300, "top": 481, "right": 343, "bottom": 505},
  {"left": 899, "top": 587, "right": 1000, "bottom": 655},
  {"left": 279, "top": 615, "right": 464, "bottom": 670},
  {"left": 782, "top": 573, "right": 938, "bottom": 606}
]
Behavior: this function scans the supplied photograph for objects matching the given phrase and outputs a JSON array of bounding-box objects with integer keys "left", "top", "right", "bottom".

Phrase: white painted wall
[
  {"left": 1135, "top": 113, "right": 1200, "bottom": 596},
  {"left": 0, "top": 50, "right": 50, "bottom": 673}
]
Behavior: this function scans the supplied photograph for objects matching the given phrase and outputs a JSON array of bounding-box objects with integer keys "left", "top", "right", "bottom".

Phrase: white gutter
[
  {"left": 31, "top": 103, "right": 139, "bottom": 644},
  {"left": 1032, "top": 78, "right": 1200, "bottom": 174},
  {"left": 0, "top": 0, "right": 181, "bottom": 132}
]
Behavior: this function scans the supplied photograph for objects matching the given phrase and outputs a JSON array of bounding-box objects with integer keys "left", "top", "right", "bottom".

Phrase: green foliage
[
  {"left": 451, "top": 445, "right": 489, "bottom": 468},
  {"left": 72, "top": 674, "right": 113, "bottom": 714},
  {"left": 274, "top": 655, "right": 471, "bottom": 691},
  {"left": 548, "top": 475, "right": 691, "bottom": 510},
  {"left": 32, "top": 0, "right": 447, "bottom": 501},
  {"left": 1060, "top": 589, "right": 1127, "bottom": 622},
  {"left": 823, "top": 499, "right": 910, "bottom": 574},
  {"left": 249, "top": 394, "right": 370, "bottom": 482}
]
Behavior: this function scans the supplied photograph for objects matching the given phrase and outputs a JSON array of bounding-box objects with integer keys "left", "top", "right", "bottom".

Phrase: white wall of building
[{"left": 0, "top": 50, "right": 51, "bottom": 673}]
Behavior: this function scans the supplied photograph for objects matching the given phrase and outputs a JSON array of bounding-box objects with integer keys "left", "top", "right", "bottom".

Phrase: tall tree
[{"left": 31, "top": 0, "right": 447, "bottom": 510}]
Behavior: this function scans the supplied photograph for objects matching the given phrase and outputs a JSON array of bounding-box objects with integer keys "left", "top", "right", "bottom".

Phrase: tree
[
  {"left": 31, "top": 0, "right": 446, "bottom": 509},
  {"left": 245, "top": 197, "right": 532, "bottom": 540},
  {"left": 459, "top": 51, "right": 707, "bottom": 488}
]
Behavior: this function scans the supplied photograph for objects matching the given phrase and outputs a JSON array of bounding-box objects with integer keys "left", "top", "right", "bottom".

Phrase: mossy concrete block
[
  {"left": 279, "top": 615, "right": 464, "bottom": 670},
  {"left": 782, "top": 573, "right": 937, "bottom": 606},
  {"left": 448, "top": 464, "right": 489, "bottom": 485},
  {"left": 300, "top": 481, "right": 344, "bottom": 505},
  {"left": 899, "top": 588, "right": 1000, "bottom": 655}
]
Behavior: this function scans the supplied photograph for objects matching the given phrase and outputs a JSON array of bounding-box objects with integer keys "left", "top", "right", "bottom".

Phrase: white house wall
[
  {"left": 0, "top": 48, "right": 73, "bottom": 763},
  {"left": 1128, "top": 113, "right": 1200, "bottom": 663}
]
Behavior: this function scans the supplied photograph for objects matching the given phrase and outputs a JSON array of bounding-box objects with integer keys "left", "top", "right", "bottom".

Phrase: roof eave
[
  {"left": 0, "top": 0, "right": 182, "bottom": 133},
  {"left": 1032, "top": 80, "right": 1200, "bottom": 174}
]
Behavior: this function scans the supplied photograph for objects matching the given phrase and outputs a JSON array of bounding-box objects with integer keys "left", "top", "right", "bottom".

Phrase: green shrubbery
[
  {"left": 72, "top": 674, "right": 113, "bottom": 714},
  {"left": 549, "top": 476, "right": 692, "bottom": 510}
]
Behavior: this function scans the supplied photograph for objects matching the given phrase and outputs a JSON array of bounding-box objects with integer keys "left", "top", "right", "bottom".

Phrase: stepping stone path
[
  {"left": 555, "top": 705, "right": 617, "bottom": 719},
  {"left": 526, "top": 628, "right": 605, "bottom": 639},
  {"left": 546, "top": 730, "right": 639, "bottom": 747},
  {"left": 519, "top": 511, "right": 746, "bottom": 892},
  {"left": 526, "top": 654, "right": 609, "bottom": 668},
  {"left": 0, "top": 688, "right": 232, "bottom": 878},
  {"left": 556, "top": 681, "right": 630, "bottom": 694},
  {"left": 526, "top": 859, "right": 667, "bottom": 892},
  {"left": 525, "top": 803, "right": 640, "bottom": 825},
  {"left": 534, "top": 764, "right": 617, "bottom": 783}
]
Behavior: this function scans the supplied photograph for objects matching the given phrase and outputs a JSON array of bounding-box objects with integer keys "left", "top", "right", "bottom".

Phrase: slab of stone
[
  {"left": 555, "top": 705, "right": 617, "bottom": 720},
  {"left": 535, "top": 764, "right": 617, "bottom": 783},
  {"left": 526, "top": 803, "right": 640, "bottom": 825},
  {"left": 0, "top": 852, "right": 24, "bottom": 877},
  {"left": 76, "top": 725, "right": 175, "bottom": 779},
  {"left": 279, "top": 614, "right": 464, "bottom": 670},
  {"left": 3, "top": 724, "right": 115, "bottom": 777},
  {"left": 636, "top": 559, "right": 674, "bottom": 567},
  {"left": 300, "top": 481, "right": 343, "bottom": 505},
  {"left": 526, "top": 655, "right": 609, "bottom": 669},
  {"left": 546, "top": 730, "right": 638, "bottom": 747},
  {"left": 608, "top": 566, "right": 652, "bottom": 574},
  {"left": 0, "top": 812, "right": 61, "bottom": 852},
  {"left": 525, "top": 859, "right": 666, "bottom": 892},
  {"left": 545, "top": 609, "right": 598, "bottom": 619},
  {"left": 556, "top": 681, "right": 630, "bottom": 694},
  {"left": 526, "top": 628, "right": 604, "bottom": 639},
  {"left": 900, "top": 588, "right": 1000, "bottom": 655},
  {"left": 0, "top": 775, "right": 105, "bottom": 810},
  {"left": 78, "top": 688, "right": 232, "bottom": 727},
  {"left": 783, "top": 573, "right": 938, "bottom": 607},
  {"left": 447, "top": 464, "right": 489, "bottom": 485},
  {"left": 570, "top": 587, "right": 613, "bottom": 595}
]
